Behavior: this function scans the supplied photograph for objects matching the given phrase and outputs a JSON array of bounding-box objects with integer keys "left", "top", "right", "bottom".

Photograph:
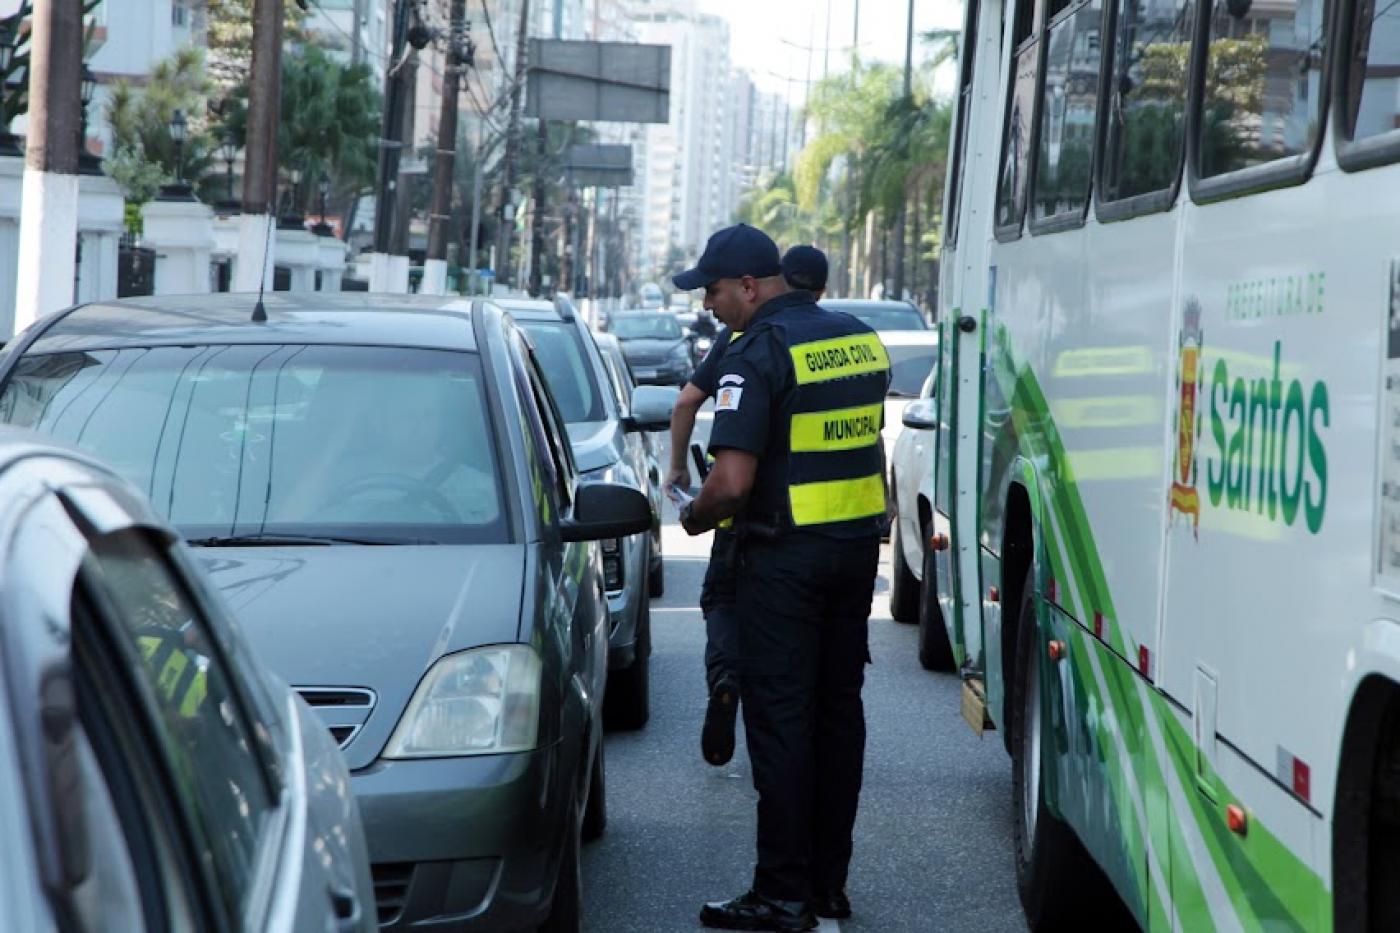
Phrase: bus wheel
[
  {"left": 1009, "top": 568, "right": 1096, "bottom": 930},
  {"left": 1334, "top": 681, "right": 1400, "bottom": 932}
]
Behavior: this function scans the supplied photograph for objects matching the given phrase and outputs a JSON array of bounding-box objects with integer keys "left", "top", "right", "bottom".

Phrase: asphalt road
[{"left": 580, "top": 413, "right": 1029, "bottom": 933}]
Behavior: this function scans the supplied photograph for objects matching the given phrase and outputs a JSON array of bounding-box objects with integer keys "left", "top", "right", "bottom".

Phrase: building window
[{"left": 171, "top": 1, "right": 187, "bottom": 27}]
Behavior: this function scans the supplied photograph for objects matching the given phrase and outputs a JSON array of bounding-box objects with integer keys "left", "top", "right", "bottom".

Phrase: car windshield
[
  {"left": 887, "top": 345, "right": 938, "bottom": 397},
  {"left": 610, "top": 315, "right": 683, "bottom": 341},
  {"left": 518, "top": 321, "right": 607, "bottom": 424},
  {"left": 0, "top": 345, "right": 508, "bottom": 544},
  {"left": 827, "top": 302, "right": 928, "bottom": 331}
]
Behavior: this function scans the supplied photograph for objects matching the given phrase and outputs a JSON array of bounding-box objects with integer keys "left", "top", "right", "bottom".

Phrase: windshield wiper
[{"left": 185, "top": 533, "right": 430, "bottom": 547}]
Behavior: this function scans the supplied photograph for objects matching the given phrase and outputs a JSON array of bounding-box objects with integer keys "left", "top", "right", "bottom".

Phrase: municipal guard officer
[
  {"left": 676, "top": 224, "right": 889, "bottom": 932},
  {"left": 668, "top": 244, "right": 832, "bottom": 770}
]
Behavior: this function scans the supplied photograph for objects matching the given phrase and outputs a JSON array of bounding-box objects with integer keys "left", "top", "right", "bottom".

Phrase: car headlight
[{"left": 384, "top": 646, "right": 541, "bottom": 758}]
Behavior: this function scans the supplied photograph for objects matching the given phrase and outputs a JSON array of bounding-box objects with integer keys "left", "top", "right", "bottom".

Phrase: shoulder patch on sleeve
[
  {"left": 715, "top": 386, "right": 744, "bottom": 411},
  {"left": 718, "top": 373, "right": 744, "bottom": 387}
]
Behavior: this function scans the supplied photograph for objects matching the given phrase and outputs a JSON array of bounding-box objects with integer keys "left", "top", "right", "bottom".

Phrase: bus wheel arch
[{"left": 1334, "top": 674, "right": 1400, "bottom": 932}]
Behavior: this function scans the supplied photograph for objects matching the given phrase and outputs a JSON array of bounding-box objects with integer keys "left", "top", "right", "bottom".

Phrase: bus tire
[
  {"left": 918, "top": 541, "right": 955, "bottom": 672},
  {"left": 889, "top": 502, "right": 920, "bottom": 623},
  {"left": 1009, "top": 567, "right": 1097, "bottom": 930},
  {"left": 1334, "top": 679, "right": 1400, "bottom": 932}
]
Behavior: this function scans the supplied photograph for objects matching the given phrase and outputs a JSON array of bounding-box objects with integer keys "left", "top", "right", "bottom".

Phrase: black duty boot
[
  {"left": 699, "top": 890, "right": 817, "bottom": 931},
  {"left": 812, "top": 889, "right": 851, "bottom": 919},
  {"left": 702, "top": 674, "right": 740, "bottom": 766}
]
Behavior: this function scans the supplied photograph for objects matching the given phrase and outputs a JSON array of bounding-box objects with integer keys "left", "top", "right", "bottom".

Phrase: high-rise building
[{"left": 301, "top": 0, "right": 393, "bottom": 85}]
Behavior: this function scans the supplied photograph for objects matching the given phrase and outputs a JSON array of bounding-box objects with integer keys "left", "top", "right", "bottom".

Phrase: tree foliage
[
  {"left": 206, "top": 0, "right": 307, "bottom": 88},
  {"left": 103, "top": 48, "right": 216, "bottom": 208}
]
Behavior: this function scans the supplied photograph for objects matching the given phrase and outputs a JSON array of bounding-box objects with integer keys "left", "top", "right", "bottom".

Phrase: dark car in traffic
[
  {"left": 0, "top": 430, "right": 375, "bottom": 933},
  {"left": 821, "top": 298, "right": 929, "bottom": 331},
  {"left": 498, "top": 298, "right": 671, "bottom": 730},
  {"left": 606, "top": 310, "right": 694, "bottom": 386},
  {"left": 0, "top": 293, "right": 659, "bottom": 932}
]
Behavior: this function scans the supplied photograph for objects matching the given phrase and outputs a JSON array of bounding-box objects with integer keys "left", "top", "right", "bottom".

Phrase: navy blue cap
[
  {"left": 672, "top": 224, "right": 782, "bottom": 290},
  {"left": 782, "top": 245, "right": 828, "bottom": 292}
]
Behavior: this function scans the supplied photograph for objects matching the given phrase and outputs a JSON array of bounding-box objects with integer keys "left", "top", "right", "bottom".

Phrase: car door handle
[{"left": 329, "top": 883, "right": 362, "bottom": 932}]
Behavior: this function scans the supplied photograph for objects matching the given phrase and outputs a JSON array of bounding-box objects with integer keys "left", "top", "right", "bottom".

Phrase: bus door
[{"left": 933, "top": 0, "right": 998, "bottom": 678}]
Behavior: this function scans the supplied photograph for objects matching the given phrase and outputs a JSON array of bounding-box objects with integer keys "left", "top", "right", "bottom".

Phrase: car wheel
[
  {"left": 648, "top": 538, "right": 665, "bottom": 598},
  {"left": 1009, "top": 568, "right": 1102, "bottom": 929},
  {"left": 889, "top": 503, "right": 920, "bottom": 623},
  {"left": 917, "top": 540, "right": 956, "bottom": 672},
  {"left": 538, "top": 796, "right": 583, "bottom": 933},
  {"left": 581, "top": 737, "right": 607, "bottom": 842},
  {"left": 604, "top": 599, "right": 651, "bottom": 730}
]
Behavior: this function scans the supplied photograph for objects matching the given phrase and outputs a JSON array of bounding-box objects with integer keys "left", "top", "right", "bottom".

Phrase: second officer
[{"left": 676, "top": 223, "right": 890, "bottom": 932}]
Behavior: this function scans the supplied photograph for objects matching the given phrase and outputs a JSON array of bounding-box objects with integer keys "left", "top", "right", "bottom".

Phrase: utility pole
[
  {"left": 841, "top": 0, "right": 860, "bottom": 297},
  {"left": 12, "top": 0, "right": 83, "bottom": 336},
  {"left": 423, "top": 0, "right": 467, "bottom": 296},
  {"left": 235, "top": 0, "right": 284, "bottom": 293},
  {"left": 891, "top": 0, "right": 915, "bottom": 302},
  {"left": 371, "top": 0, "right": 416, "bottom": 292},
  {"left": 351, "top": 0, "right": 366, "bottom": 66},
  {"left": 528, "top": 120, "right": 547, "bottom": 296},
  {"left": 493, "top": 0, "right": 530, "bottom": 290}
]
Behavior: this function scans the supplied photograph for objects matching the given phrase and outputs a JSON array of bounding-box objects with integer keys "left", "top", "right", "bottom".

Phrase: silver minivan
[{"left": 0, "top": 431, "right": 375, "bottom": 932}]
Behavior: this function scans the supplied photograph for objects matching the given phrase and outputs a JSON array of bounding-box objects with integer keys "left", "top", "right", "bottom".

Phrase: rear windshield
[
  {"left": 610, "top": 315, "right": 683, "bottom": 341},
  {"left": 517, "top": 321, "right": 606, "bottom": 424},
  {"left": 0, "top": 345, "right": 508, "bottom": 544},
  {"left": 827, "top": 302, "right": 928, "bottom": 332},
  {"left": 886, "top": 345, "right": 938, "bottom": 397}
]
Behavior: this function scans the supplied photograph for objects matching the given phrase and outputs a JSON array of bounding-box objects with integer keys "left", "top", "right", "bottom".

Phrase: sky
[{"left": 697, "top": 0, "right": 964, "bottom": 98}]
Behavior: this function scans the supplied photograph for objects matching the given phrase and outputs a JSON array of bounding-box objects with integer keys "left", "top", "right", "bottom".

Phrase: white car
[{"left": 886, "top": 366, "right": 957, "bottom": 673}]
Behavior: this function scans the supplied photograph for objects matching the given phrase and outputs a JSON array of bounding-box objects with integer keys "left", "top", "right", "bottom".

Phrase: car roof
[
  {"left": 491, "top": 297, "right": 577, "bottom": 324},
  {"left": 876, "top": 330, "right": 940, "bottom": 347},
  {"left": 821, "top": 299, "right": 921, "bottom": 311},
  {"left": 25, "top": 293, "right": 486, "bottom": 354}
]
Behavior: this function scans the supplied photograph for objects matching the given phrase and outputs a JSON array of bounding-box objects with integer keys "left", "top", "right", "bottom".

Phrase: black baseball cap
[
  {"left": 672, "top": 223, "right": 782, "bottom": 290},
  {"left": 782, "top": 245, "right": 828, "bottom": 292}
]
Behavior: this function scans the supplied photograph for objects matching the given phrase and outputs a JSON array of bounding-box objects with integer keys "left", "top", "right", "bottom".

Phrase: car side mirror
[
  {"left": 624, "top": 385, "right": 677, "bottom": 432},
  {"left": 902, "top": 399, "right": 938, "bottom": 431},
  {"left": 562, "top": 481, "right": 653, "bottom": 542}
]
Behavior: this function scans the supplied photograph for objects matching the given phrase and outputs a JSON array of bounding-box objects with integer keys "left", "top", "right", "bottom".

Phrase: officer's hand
[
  {"left": 665, "top": 467, "right": 689, "bottom": 493},
  {"left": 679, "top": 502, "right": 706, "bottom": 536}
]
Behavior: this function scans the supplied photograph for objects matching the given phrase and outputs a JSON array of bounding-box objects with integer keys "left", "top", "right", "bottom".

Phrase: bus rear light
[
  {"left": 1138, "top": 646, "right": 1151, "bottom": 678},
  {"left": 1047, "top": 640, "right": 1066, "bottom": 662},
  {"left": 988, "top": 586, "right": 1000, "bottom": 603},
  {"left": 1226, "top": 804, "right": 1247, "bottom": 836},
  {"left": 1093, "top": 612, "right": 1103, "bottom": 639}
]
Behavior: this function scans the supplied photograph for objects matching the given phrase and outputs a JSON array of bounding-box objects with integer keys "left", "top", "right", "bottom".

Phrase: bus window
[
  {"left": 1341, "top": 0, "right": 1400, "bottom": 148},
  {"left": 994, "top": 0, "right": 1044, "bottom": 236},
  {"left": 1197, "top": 0, "right": 1327, "bottom": 178},
  {"left": 1031, "top": 0, "right": 1105, "bottom": 223},
  {"left": 945, "top": 0, "right": 979, "bottom": 247},
  {"left": 1100, "top": 0, "right": 1194, "bottom": 202}
]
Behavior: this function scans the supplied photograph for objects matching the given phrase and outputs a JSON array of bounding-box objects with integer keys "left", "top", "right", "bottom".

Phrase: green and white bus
[{"left": 931, "top": 0, "right": 1400, "bottom": 925}]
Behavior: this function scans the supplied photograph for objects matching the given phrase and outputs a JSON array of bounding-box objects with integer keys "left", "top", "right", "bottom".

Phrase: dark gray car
[
  {"left": 496, "top": 298, "right": 671, "bottom": 731},
  {"left": 606, "top": 310, "right": 695, "bottom": 386},
  {"left": 0, "top": 430, "right": 374, "bottom": 932},
  {"left": 0, "top": 294, "right": 657, "bottom": 932}
]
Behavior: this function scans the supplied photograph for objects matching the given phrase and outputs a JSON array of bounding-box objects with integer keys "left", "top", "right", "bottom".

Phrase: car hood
[
  {"left": 197, "top": 544, "right": 525, "bottom": 770},
  {"left": 566, "top": 419, "right": 624, "bottom": 475}
]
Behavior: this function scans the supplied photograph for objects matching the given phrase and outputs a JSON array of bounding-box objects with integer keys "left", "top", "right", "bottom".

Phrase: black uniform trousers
[
  {"left": 701, "top": 527, "right": 739, "bottom": 691},
  {"left": 734, "top": 530, "right": 880, "bottom": 904}
]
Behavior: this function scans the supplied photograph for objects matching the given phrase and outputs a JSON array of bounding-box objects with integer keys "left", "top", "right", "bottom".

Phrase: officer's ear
[{"left": 739, "top": 275, "right": 758, "bottom": 302}]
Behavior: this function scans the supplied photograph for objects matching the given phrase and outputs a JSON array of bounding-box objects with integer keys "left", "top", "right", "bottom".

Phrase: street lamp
[
  {"left": 219, "top": 132, "right": 238, "bottom": 209},
  {"left": 312, "top": 170, "right": 332, "bottom": 236},
  {"left": 77, "top": 65, "right": 100, "bottom": 174},
  {"left": 156, "top": 109, "right": 193, "bottom": 199},
  {"left": 279, "top": 165, "right": 305, "bottom": 229}
]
